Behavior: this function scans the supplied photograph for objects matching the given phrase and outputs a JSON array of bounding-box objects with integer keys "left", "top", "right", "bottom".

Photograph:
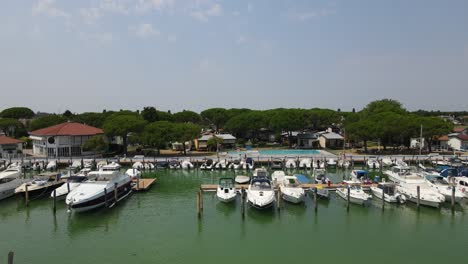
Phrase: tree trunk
[
  {"left": 182, "top": 142, "right": 187, "bottom": 156},
  {"left": 123, "top": 135, "right": 128, "bottom": 155},
  {"left": 288, "top": 131, "right": 292, "bottom": 149},
  {"left": 364, "top": 140, "right": 368, "bottom": 153}
]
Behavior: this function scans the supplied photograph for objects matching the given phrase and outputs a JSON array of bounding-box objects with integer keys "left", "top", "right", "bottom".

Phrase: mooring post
[
  {"left": 53, "top": 189, "right": 57, "bottom": 214},
  {"left": 417, "top": 185, "right": 420, "bottom": 209},
  {"left": 8, "top": 251, "right": 14, "bottom": 264},
  {"left": 104, "top": 188, "right": 108, "bottom": 207},
  {"left": 114, "top": 182, "right": 118, "bottom": 202},
  {"left": 382, "top": 187, "right": 385, "bottom": 210},
  {"left": 241, "top": 187, "right": 245, "bottom": 219},
  {"left": 314, "top": 188, "right": 318, "bottom": 212},
  {"left": 67, "top": 182, "right": 70, "bottom": 193},
  {"left": 25, "top": 184, "right": 29, "bottom": 207},
  {"left": 277, "top": 188, "right": 281, "bottom": 211},
  {"left": 451, "top": 186, "right": 455, "bottom": 210},
  {"left": 347, "top": 185, "right": 350, "bottom": 211},
  {"left": 197, "top": 191, "right": 201, "bottom": 218},
  {"left": 199, "top": 190, "right": 204, "bottom": 212}
]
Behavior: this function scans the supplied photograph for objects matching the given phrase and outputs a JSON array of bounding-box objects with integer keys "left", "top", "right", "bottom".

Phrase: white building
[
  {"left": 29, "top": 122, "right": 104, "bottom": 157},
  {"left": 0, "top": 135, "right": 23, "bottom": 158},
  {"left": 196, "top": 134, "right": 236, "bottom": 151},
  {"left": 317, "top": 130, "right": 344, "bottom": 149},
  {"left": 448, "top": 133, "right": 468, "bottom": 151}
]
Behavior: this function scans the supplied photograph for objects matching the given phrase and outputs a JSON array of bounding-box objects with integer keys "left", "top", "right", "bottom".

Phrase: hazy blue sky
[{"left": 1, "top": 0, "right": 467, "bottom": 114}]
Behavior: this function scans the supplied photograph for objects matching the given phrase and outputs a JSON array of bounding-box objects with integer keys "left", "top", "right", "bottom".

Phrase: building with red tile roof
[
  {"left": 0, "top": 135, "right": 23, "bottom": 157},
  {"left": 29, "top": 122, "right": 104, "bottom": 157}
]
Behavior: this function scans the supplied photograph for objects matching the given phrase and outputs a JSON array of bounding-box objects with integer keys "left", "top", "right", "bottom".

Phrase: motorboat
[
  {"left": 242, "top": 157, "right": 255, "bottom": 170},
  {"left": 216, "top": 178, "right": 237, "bottom": 203},
  {"left": 15, "top": 172, "right": 64, "bottom": 198},
  {"left": 424, "top": 175, "right": 464, "bottom": 204},
  {"left": 132, "top": 161, "right": 144, "bottom": 170},
  {"left": 338, "top": 159, "right": 350, "bottom": 169},
  {"left": 83, "top": 159, "right": 94, "bottom": 169},
  {"left": 125, "top": 168, "right": 141, "bottom": 178},
  {"left": 450, "top": 176, "right": 468, "bottom": 198},
  {"left": 336, "top": 180, "right": 372, "bottom": 205},
  {"left": 214, "top": 159, "right": 228, "bottom": 170},
  {"left": 155, "top": 161, "right": 169, "bottom": 169},
  {"left": 181, "top": 160, "right": 195, "bottom": 169},
  {"left": 46, "top": 160, "right": 57, "bottom": 170},
  {"left": 200, "top": 159, "right": 215, "bottom": 170},
  {"left": 312, "top": 159, "right": 320, "bottom": 169},
  {"left": 279, "top": 175, "right": 305, "bottom": 204},
  {"left": 229, "top": 159, "right": 242, "bottom": 170},
  {"left": 96, "top": 160, "right": 107, "bottom": 170},
  {"left": 381, "top": 157, "right": 394, "bottom": 167},
  {"left": 143, "top": 163, "right": 155, "bottom": 170},
  {"left": 319, "top": 160, "right": 326, "bottom": 169},
  {"left": 386, "top": 166, "right": 445, "bottom": 208},
  {"left": 299, "top": 158, "right": 312, "bottom": 170},
  {"left": 351, "top": 170, "right": 372, "bottom": 184},
  {"left": 395, "top": 159, "right": 408, "bottom": 167},
  {"left": 101, "top": 162, "right": 122, "bottom": 171},
  {"left": 169, "top": 160, "right": 181, "bottom": 169},
  {"left": 448, "top": 157, "right": 464, "bottom": 168},
  {"left": 70, "top": 160, "right": 82, "bottom": 170},
  {"left": 50, "top": 173, "right": 96, "bottom": 200},
  {"left": 246, "top": 177, "right": 275, "bottom": 209},
  {"left": 235, "top": 175, "right": 250, "bottom": 184},
  {"left": 0, "top": 166, "right": 24, "bottom": 201},
  {"left": 271, "top": 170, "right": 286, "bottom": 187},
  {"left": 66, "top": 171, "right": 132, "bottom": 212},
  {"left": 313, "top": 169, "right": 329, "bottom": 184},
  {"left": 285, "top": 158, "right": 297, "bottom": 169},
  {"left": 327, "top": 158, "right": 337, "bottom": 168},
  {"left": 32, "top": 162, "right": 44, "bottom": 171},
  {"left": 367, "top": 158, "right": 380, "bottom": 169},
  {"left": 370, "top": 182, "right": 406, "bottom": 204},
  {"left": 252, "top": 168, "right": 269, "bottom": 178},
  {"left": 271, "top": 158, "right": 283, "bottom": 170}
]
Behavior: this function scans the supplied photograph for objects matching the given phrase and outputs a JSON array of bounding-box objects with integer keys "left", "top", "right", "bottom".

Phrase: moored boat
[
  {"left": 370, "top": 182, "right": 406, "bottom": 204},
  {"left": 336, "top": 180, "right": 372, "bottom": 205},
  {"left": 216, "top": 178, "right": 237, "bottom": 203},
  {"left": 246, "top": 177, "right": 275, "bottom": 209},
  {"left": 15, "top": 172, "right": 64, "bottom": 198}
]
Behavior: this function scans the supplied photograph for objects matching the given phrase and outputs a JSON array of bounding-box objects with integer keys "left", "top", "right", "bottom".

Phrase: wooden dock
[
  {"left": 133, "top": 178, "right": 157, "bottom": 191},
  {"left": 200, "top": 183, "right": 375, "bottom": 192}
]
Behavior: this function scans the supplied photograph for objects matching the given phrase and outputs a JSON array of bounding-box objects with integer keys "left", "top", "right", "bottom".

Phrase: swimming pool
[{"left": 228, "top": 149, "right": 321, "bottom": 156}]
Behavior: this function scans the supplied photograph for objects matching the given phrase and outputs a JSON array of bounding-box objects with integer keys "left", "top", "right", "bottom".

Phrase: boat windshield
[
  {"left": 256, "top": 171, "right": 268, "bottom": 177},
  {"left": 219, "top": 179, "right": 234, "bottom": 188},
  {"left": 350, "top": 185, "right": 362, "bottom": 191},
  {"left": 285, "top": 178, "right": 300, "bottom": 187},
  {"left": 68, "top": 176, "right": 87, "bottom": 183},
  {"left": 0, "top": 177, "right": 16, "bottom": 184},
  {"left": 251, "top": 181, "right": 271, "bottom": 190}
]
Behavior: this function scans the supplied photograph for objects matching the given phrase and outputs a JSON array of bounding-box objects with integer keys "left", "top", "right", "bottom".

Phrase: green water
[{"left": 1, "top": 169, "right": 467, "bottom": 264}]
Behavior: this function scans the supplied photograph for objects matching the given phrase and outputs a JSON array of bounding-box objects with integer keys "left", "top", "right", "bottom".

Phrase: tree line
[{"left": 0, "top": 100, "right": 457, "bottom": 154}]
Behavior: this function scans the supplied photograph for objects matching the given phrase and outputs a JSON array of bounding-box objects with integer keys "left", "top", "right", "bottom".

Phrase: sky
[{"left": 1, "top": 0, "right": 467, "bottom": 114}]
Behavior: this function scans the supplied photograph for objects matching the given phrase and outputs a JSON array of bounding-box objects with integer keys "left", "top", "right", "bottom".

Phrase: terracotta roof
[
  {"left": 0, "top": 135, "right": 22, "bottom": 145},
  {"left": 453, "top": 127, "right": 466, "bottom": 133},
  {"left": 438, "top": 135, "right": 449, "bottom": 141},
  {"left": 29, "top": 122, "right": 104, "bottom": 136},
  {"left": 457, "top": 134, "right": 468, "bottom": 141}
]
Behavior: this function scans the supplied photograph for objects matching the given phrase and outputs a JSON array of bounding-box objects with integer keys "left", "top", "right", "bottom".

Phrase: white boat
[
  {"left": 143, "top": 163, "right": 155, "bottom": 170},
  {"left": 0, "top": 166, "right": 23, "bottom": 201},
  {"left": 181, "top": 160, "right": 194, "bottom": 169},
  {"left": 381, "top": 157, "right": 393, "bottom": 167},
  {"left": 125, "top": 168, "right": 141, "bottom": 178},
  {"left": 15, "top": 172, "right": 64, "bottom": 198},
  {"left": 83, "top": 159, "right": 93, "bottom": 169},
  {"left": 327, "top": 158, "right": 337, "bottom": 167},
  {"left": 214, "top": 159, "right": 227, "bottom": 170},
  {"left": 101, "top": 162, "right": 121, "bottom": 171},
  {"left": 338, "top": 159, "right": 350, "bottom": 169},
  {"left": 367, "top": 158, "right": 380, "bottom": 169},
  {"left": 252, "top": 168, "right": 269, "bottom": 178},
  {"left": 246, "top": 177, "right": 275, "bottom": 209},
  {"left": 395, "top": 159, "right": 408, "bottom": 167},
  {"left": 424, "top": 175, "right": 464, "bottom": 204},
  {"left": 235, "top": 175, "right": 250, "bottom": 184},
  {"left": 299, "top": 158, "right": 312, "bottom": 170},
  {"left": 350, "top": 170, "right": 372, "bottom": 184},
  {"left": 50, "top": 173, "right": 95, "bottom": 200},
  {"left": 200, "top": 159, "right": 215, "bottom": 170},
  {"left": 313, "top": 169, "right": 329, "bottom": 184},
  {"left": 66, "top": 171, "right": 132, "bottom": 212},
  {"left": 169, "top": 159, "right": 181, "bottom": 169},
  {"left": 279, "top": 175, "right": 305, "bottom": 204},
  {"left": 385, "top": 166, "right": 445, "bottom": 208},
  {"left": 271, "top": 158, "right": 283, "bottom": 170},
  {"left": 229, "top": 159, "right": 242, "bottom": 170},
  {"left": 132, "top": 161, "right": 144, "bottom": 170},
  {"left": 46, "top": 160, "right": 57, "bottom": 170},
  {"left": 216, "top": 178, "right": 237, "bottom": 203},
  {"left": 450, "top": 176, "right": 468, "bottom": 198},
  {"left": 242, "top": 157, "right": 255, "bottom": 170},
  {"left": 319, "top": 160, "right": 326, "bottom": 169},
  {"left": 70, "top": 160, "right": 82, "bottom": 170},
  {"left": 32, "top": 162, "right": 43, "bottom": 171},
  {"left": 336, "top": 180, "right": 372, "bottom": 205},
  {"left": 271, "top": 170, "right": 286, "bottom": 187},
  {"left": 370, "top": 182, "right": 406, "bottom": 204},
  {"left": 312, "top": 159, "right": 320, "bottom": 169},
  {"left": 285, "top": 158, "right": 297, "bottom": 169},
  {"left": 96, "top": 160, "right": 107, "bottom": 170}
]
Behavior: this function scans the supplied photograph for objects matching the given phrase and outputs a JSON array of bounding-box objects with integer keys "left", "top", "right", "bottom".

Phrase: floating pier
[{"left": 132, "top": 178, "right": 157, "bottom": 191}]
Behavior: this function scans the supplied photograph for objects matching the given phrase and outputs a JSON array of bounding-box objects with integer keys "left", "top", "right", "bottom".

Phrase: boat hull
[{"left": 68, "top": 181, "right": 132, "bottom": 212}]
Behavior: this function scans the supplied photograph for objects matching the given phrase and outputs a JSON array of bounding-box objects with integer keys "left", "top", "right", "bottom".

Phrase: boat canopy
[
  {"left": 295, "top": 174, "right": 310, "bottom": 184},
  {"left": 219, "top": 178, "right": 235, "bottom": 188},
  {"left": 354, "top": 170, "right": 369, "bottom": 178}
]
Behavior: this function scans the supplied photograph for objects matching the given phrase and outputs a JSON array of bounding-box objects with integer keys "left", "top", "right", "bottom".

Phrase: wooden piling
[
  {"left": 277, "top": 188, "right": 281, "bottom": 211},
  {"left": 199, "top": 190, "right": 203, "bottom": 212},
  {"left": 114, "top": 182, "right": 118, "bottom": 202},
  {"left": 313, "top": 188, "right": 318, "bottom": 212},
  {"left": 451, "top": 186, "right": 455, "bottom": 210},
  {"left": 104, "top": 188, "right": 108, "bottom": 207},
  {"left": 196, "top": 191, "right": 201, "bottom": 218},
  {"left": 381, "top": 187, "right": 385, "bottom": 210},
  {"left": 346, "top": 185, "right": 350, "bottom": 211},
  {"left": 25, "top": 185, "right": 29, "bottom": 207},
  {"left": 8, "top": 251, "right": 14, "bottom": 264},
  {"left": 53, "top": 189, "right": 57, "bottom": 214},
  {"left": 67, "top": 182, "right": 70, "bottom": 193},
  {"left": 416, "top": 185, "right": 420, "bottom": 209},
  {"left": 241, "top": 187, "right": 245, "bottom": 219}
]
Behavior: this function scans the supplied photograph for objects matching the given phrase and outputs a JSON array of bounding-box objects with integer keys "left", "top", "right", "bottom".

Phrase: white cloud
[
  {"left": 134, "top": 23, "right": 160, "bottom": 38},
  {"left": 293, "top": 8, "right": 334, "bottom": 21},
  {"left": 80, "top": 8, "right": 102, "bottom": 25},
  {"left": 136, "top": 0, "right": 174, "bottom": 12},
  {"left": 100, "top": 0, "right": 129, "bottom": 14},
  {"left": 32, "top": 0, "right": 69, "bottom": 18},
  {"left": 191, "top": 3, "right": 222, "bottom": 22}
]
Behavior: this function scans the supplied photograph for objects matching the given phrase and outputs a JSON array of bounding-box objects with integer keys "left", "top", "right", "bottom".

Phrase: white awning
[{"left": 30, "top": 136, "right": 43, "bottom": 140}]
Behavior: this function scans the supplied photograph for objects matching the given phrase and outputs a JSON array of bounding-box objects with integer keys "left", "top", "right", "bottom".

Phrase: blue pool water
[{"left": 228, "top": 149, "right": 321, "bottom": 156}]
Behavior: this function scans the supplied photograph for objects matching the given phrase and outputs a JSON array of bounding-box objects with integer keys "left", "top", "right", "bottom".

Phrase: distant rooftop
[{"left": 29, "top": 122, "right": 104, "bottom": 136}]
